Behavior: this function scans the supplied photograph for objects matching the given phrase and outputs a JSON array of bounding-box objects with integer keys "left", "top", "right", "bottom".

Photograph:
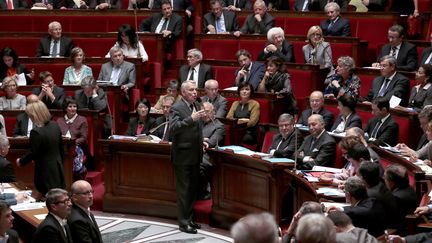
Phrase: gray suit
[
  {"left": 201, "top": 94, "right": 228, "bottom": 118},
  {"left": 203, "top": 10, "right": 239, "bottom": 33},
  {"left": 302, "top": 41, "right": 333, "bottom": 69},
  {"left": 98, "top": 60, "right": 136, "bottom": 88}
]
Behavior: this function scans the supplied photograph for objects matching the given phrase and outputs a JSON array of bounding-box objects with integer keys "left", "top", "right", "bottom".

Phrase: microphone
[
  {"left": 293, "top": 117, "right": 299, "bottom": 172},
  {"left": 148, "top": 120, "right": 168, "bottom": 134}
]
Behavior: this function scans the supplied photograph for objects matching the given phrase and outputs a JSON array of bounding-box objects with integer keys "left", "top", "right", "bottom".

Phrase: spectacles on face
[
  {"left": 55, "top": 197, "right": 71, "bottom": 204},
  {"left": 74, "top": 190, "right": 94, "bottom": 196}
]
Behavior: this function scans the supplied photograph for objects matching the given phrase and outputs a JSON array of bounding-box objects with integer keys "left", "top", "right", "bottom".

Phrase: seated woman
[
  {"left": 324, "top": 56, "right": 361, "bottom": 99},
  {"left": 153, "top": 80, "right": 182, "bottom": 112},
  {"left": 397, "top": 120, "right": 432, "bottom": 164},
  {"left": 0, "top": 77, "right": 26, "bottom": 110},
  {"left": 226, "top": 83, "right": 260, "bottom": 145},
  {"left": 127, "top": 98, "right": 156, "bottom": 136},
  {"left": 56, "top": 97, "right": 88, "bottom": 146},
  {"left": 106, "top": 24, "right": 148, "bottom": 62},
  {"left": 0, "top": 47, "right": 34, "bottom": 85},
  {"left": 302, "top": 25, "right": 333, "bottom": 72},
  {"left": 258, "top": 56, "right": 297, "bottom": 115},
  {"left": 397, "top": 64, "right": 432, "bottom": 113},
  {"left": 63, "top": 47, "right": 93, "bottom": 85},
  {"left": 257, "top": 27, "right": 295, "bottom": 63},
  {"left": 330, "top": 94, "right": 362, "bottom": 133}
]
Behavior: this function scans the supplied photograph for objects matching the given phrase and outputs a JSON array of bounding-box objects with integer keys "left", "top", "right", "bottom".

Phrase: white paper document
[
  {"left": 389, "top": 95, "right": 402, "bottom": 108},
  {"left": 17, "top": 73, "right": 27, "bottom": 86}
]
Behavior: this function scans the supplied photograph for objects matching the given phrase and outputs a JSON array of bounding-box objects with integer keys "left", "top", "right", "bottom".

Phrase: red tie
[{"left": 7, "top": 0, "right": 13, "bottom": 9}]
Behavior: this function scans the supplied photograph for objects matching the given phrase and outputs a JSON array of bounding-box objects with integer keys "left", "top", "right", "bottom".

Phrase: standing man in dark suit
[
  {"left": 363, "top": 55, "right": 410, "bottom": 106},
  {"left": 203, "top": 0, "right": 239, "bottom": 34},
  {"left": 234, "top": 0, "right": 274, "bottom": 36},
  {"left": 12, "top": 94, "right": 39, "bottom": 137},
  {"left": 0, "top": 135, "right": 16, "bottom": 183},
  {"left": 201, "top": 79, "right": 227, "bottom": 118},
  {"left": 296, "top": 114, "right": 336, "bottom": 170},
  {"left": 420, "top": 33, "right": 432, "bottom": 65},
  {"left": 268, "top": 113, "right": 303, "bottom": 159},
  {"left": 373, "top": 25, "right": 418, "bottom": 72},
  {"left": 234, "top": 49, "right": 265, "bottom": 90},
  {"left": 0, "top": 201, "right": 19, "bottom": 243},
  {"left": 298, "top": 91, "right": 334, "bottom": 131},
  {"left": 32, "top": 71, "right": 65, "bottom": 109},
  {"left": 36, "top": 21, "right": 74, "bottom": 57},
  {"left": 169, "top": 81, "right": 207, "bottom": 234},
  {"left": 178, "top": 48, "right": 213, "bottom": 88},
  {"left": 364, "top": 97, "right": 399, "bottom": 146},
  {"left": 223, "top": 0, "right": 252, "bottom": 11},
  {"left": 0, "top": 0, "right": 27, "bottom": 9},
  {"left": 320, "top": 2, "right": 351, "bottom": 37},
  {"left": 139, "top": 0, "right": 183, "bottom": 53},
  {"left": 154, "top": 95, "right": 175, "bottom": 141},
  {"left": 33, "top": 188, "right": 73, "bottom": 243},
  {"left": 68, "top": 180, "right": 103, "bottom": 243}
]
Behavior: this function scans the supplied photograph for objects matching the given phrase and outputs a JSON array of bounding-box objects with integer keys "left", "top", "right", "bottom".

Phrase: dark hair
[
  {"left": 346, "top": 143, "right": 370, "bottom": 161},
  {"left": 117, "top": 24, "right": 138, "bottom": 49},
  {"left": 167, "top": 79, "right": 180, "bottom": 91},
  {"left": 62, "top": 97, "right": 79, "bottom": 112},
  {"left": 39, "top": 71, "right": 53, "bottom": 82},
  {"left": 345, "top": 176, "right": 368, "bottom": 200},
  {"left": 160, "top": 0, "right": 172, "bottom": 5},
  {"left": 421, "top": 64, "right": 432, "bottom": 84},
  {"left": 135, "top": 98, "right": 151, "bottom": 111},
  {"left": 0, "top": 47, "right": 18, "bottom": 68},
  {"left": 210, "top": 0, "right": 224, "bottom": 6},
  {"left": 237, "top": 83, "right": 254, "bottom": 97},
  {"left": 265, "top": 56, "right": 287, "bottom": 73},
  {"left": 327, "top": 211, "right": 352, "bottom": 227},
  {"left": 81, "top": 76, "right": 97, "bottom": 88},
  {"left": 235, "top": 49, "right": 252, "bottom": 59},
  {"left": 389, "top": 24, "right": 405, "bottom": 38},
  {"left": 339, "top": 135, "right": 362, "bottom": 151},
  {"left": 0, "top": 200, "right": 9, "bottom": 217},
  {"left": 385, "top": 165, "right": 410, "bottom": 189},
  {"left": 358, "top": 161, "right": 381, "bottom": 187},
  {"left": 337, "top": 94, "right": 357, "bottom": 112},
  {"left": 372, "top": 97, "right": 390, "bottom": 111}
]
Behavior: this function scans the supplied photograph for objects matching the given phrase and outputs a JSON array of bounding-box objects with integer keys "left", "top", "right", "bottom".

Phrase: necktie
[
  {"left": 7, "top": 0, "right": 13, "bottom": 9},
  {"left": 391, "top": 46, "right": 397, "bottom": 58},
  {"left": 51, "top": 40, "right": 58, "bottom": 57},
  {"left": 87, "top": 97, "right": 92, "bottom": 108},
  {"left": 328, "top": 20, "right": 334, "bottom": 30},
  {"left": 378, "top": 78, "right": 390, "bottom": 97},
  {"left": 371, "top": 120, "right": 382, "bottom": 138},
  {"left": 63, "top": 224, "right": 72, "bottom": 243},
  {"left": 189, "top": 104, "right": 194, "bottom": 112},
  {"left": 310, "top": 137, "right": 316, "bottom": 150},
  {"left": 188, "top": 67, "right": 194, "bottom": 81},
  {"left": 233, "top": 0, "right": 237, "bottom": 7},
  {"left": 162, "top": 118, "right": 170, "bottom": 141},
  {"left": 160, "top": 18, "right": 168, "bottom": 32},
  {"left": 216, "top": 18, "right": 222, "bottom": 33}
]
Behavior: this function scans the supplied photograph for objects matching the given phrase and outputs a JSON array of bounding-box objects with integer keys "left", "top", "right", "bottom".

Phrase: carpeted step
[
  {"left": 86, "top": 171, "right": 104, "bottom": 186},
  {"left": 194, "top": 199, "right": 212, "bottom": 225}
]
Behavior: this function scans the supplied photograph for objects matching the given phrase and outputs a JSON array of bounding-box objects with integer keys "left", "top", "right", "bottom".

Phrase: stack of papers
[
  {"left": 316, "top": 187, "right": 345, "bottom": 197},
  {"left": 312, "top": 166, "right": 342, "bottom": 173},
  {"left": 11, "top": 202, "right": 45, "bottom": 212},
  {"left": 263, "top": 158, "right": 294, "bottom": 163},
  {"left": 380, "top": 145, "right": 401, "bottom": 153}
]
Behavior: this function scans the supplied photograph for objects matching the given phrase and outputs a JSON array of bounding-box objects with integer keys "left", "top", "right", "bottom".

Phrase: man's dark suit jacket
[
  {"left": 0, "top": 156, "right": 16, "bottom": 183},
  {"left": 139, "top": 12, "right": 183, "bottom": 38},
  {"left": 203, "top": 10, "right": 239, "bottom": 33},
  {"left": 32, "top": 86, "right": 65, "bottom": 109},
  {"left": 74, "top": 89, "right": 107, "bottom": 111},
  {"left": 36, "top": 36, "right": 74, "bottom": 57},
  {"left": 13, "top": 112, "right": 29, "bottom": 137},
  {"left": 258, "top": 39, "right": 295, "bottom": 63},
  {"left": 269, "top": 129, "right": 303, "bottom": 159},
  {"left": 235, "top": 61, "right": 266, "bottom": 90},
  {"left": 367, "top": 181, "right": 399, "bottom": 229},
  {"left": 378, "top": 41, "right": 418, "bottom": 72},
  {"left": 298, "top": 108, "right": 334, "bottom": 131},
  {"left": 126, "top": 117, "right": 156, "bottom": 136},
  {"left": 364, "top": 72, "right": 410, "bottom": 106},
  {"left": 153, "top": 115, "right": 172, "bottom": 141},
  {"left": 201, "top": 94, "right": 228, "bottom": 118},
  {"left": 153, "top": 0, "right": 194, "bottom": 11},
  {"left": 89, "top": 0, "right": 121, "bottom": 8},
  {"left": 330, "top": 112, "right": 362, "bottom": 132},
  {"left": 223, "top": 0, "right": 252, "bottom": 10},
  {"left": 364, "top": 115, "right": 399, "bottom": 146},
  {"left": 240, "top": 12, "right": 274, "bottom": 35},
  {"left": 178, "top": 63, "right": 213, "bottom": 88},
  {"left": 420, "top": 47, "right": 432, "bottom": 65},
  {"left": 296, "top": 131, "right": 336, "bottom": 170},
  {"left": 343, "top": 197, "right": 387, "bottom": 237},
  {"left": 320, "top": 17, "right": 351, "bottom": 37},
  {"left": 203, "top": 118, "right": 225, "bottom": 148},
  {"left": 366, "top": 0, "right": 387, "bottom": 11},
  {"left": 34, "top": 213, "right": 72, "bottom": 243},
  {"left": 67, "top": 204, "right": 103, "bottom": 243},
  {"left": 294, "top": 0, "right": 347, "bottom": 11},
  {"left": 0, "top": 0, "right": 27, "bottom": 9},
  {"left": 392, "top": 186, "right": 418, "bottom": 224}
]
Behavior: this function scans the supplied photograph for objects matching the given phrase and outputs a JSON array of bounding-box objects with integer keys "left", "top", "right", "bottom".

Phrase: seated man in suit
[
  {"left": 372, "top": 25, "right": 417, "bottom": 72},
  {"left": 201, "top": 79, "right": 227, "bottom": 118},
  {"left": 1, "top": 0, "right": 27, "bottom": 9},
  {"left": 154, "top": 95, "right": 175, "bottom": 141},
  {"left": 0, "top": 201, "right": 19, "bottom": 243},
  {"left": 327, "top": 211, "right": 376, "bottom": 243},
  {"left": 234, "top": 0, "right": 274, "bottom": 36},
  {"left": 36, "top": 21, "right": 74, "bottom": 57},
  {"left": 362, "top": 55, "right": 410, "bottom": 106},
  {"left": 139, "top": 0, "right": 182, "bottom": 53},
  {"left": 13, "top": 94, "right": 39, "bottom": 137},
  {"left": 298, "top": 91, "right": 334, "bottom": 131},
  {"left": 268, "top": 113, "right": 303, "bottom": 159},
  {"left": 32, "top": 71, "right": 65, "bottom": 110},
  {"left": 0, "top": 135, "right": 16, "bottom": 183},
  {"left": 416, "top": 106, "right": 432, "bottom": 150},
  {"left": 98, "top": 46, "right": 136, "bottom": 98},
  {"left": 364, "top": 97, "right": 399, "bottom": 146},
  {"left": 420, "top": 33, "right": 432, "bottom": 65},
  {"left": 203, "top": 0, "right": 239, "bottom": 34},
  {"left": 257, "top": 27, "right": 295, "bottom": 63},
  {"left": 296, "top": 114, "right": 336, "bottom": 170},
  {"left": 320, "top": 2, "right": 351, "bottom": 37},
  {"left": 68, "top": 180, "right": 103, "bottom": 243},
  {"left": 90, "top": 0, "right": 121, "bottom": 9},
  {"left": 178, "top": 48, "right": 213, "bottom": 88},
  {"left": 234, "top": 49, "right": 265, "bottom": 90},
  {"left": 223, "top": 0, "right": 252, "bottom": 11},
  {"left": 231, "top": 212, "right": 280, "bottom": 243},
  {"left": 33, "top": 188, "right": 73, "bottom": 243}
]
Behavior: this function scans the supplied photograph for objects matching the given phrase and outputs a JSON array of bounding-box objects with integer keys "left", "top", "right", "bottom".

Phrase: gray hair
[
  {"left": 418, "top": 106, "right": 432, "bottom": 120},
  {"left": 109, "top": 45, "right": 123, "bottom": 57},
  {"left": 267, "top": 27, "right": 285, "bottom": 43},
  {"left": 254, "top": 0, "right": 266, "bottom": 8},
  {"left": 278, "top": 113, "right": 294, "bottom": 123},
  {"left": 187, "top": 48, "right": 203, "bottom": 61},
  {"left": 204, "top": 79, "right": 219, "bottom": 89},
  {"left": 162, "top": 95, "right": 175, "bottom": 104},
  {"left": 337, "top": 56, "right": 355, "bottom": 74},
  {"left": 389, "top": 24, "right": 405, "bottom": 37},
  {"left": 45, "top": 188, "right": 68, "bottom": 211},
  {"left": 231, "top": 212, "right": 279, "bottom": 243},
  {"left": 345, "top": 176, "right": 368, "bottom": 200},
  {"left": 324, "top": 2, "right": 340, "bottom": 12},
  {"left": 0, "top": 135, "right": 8, "bottom": 148},
  {"left": 295, "top": 214, "right": 336, "bottom": 243},
  {"left": 81, "top": 76, "right": 97, "bottom": 88},
  {"left": 380, "top": 55, "right": 397, "bottom": 66},
  {"left": 180, "top": 80, "right": 197, "bottom": 92}
]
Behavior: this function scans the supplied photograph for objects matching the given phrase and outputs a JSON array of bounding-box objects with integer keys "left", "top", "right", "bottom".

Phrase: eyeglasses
[
  {"left": 55, "top": 197, "right": 71, "bottom": 204},
  {"left": 74, "top": 190, "right": 94, "bottom": 196}
]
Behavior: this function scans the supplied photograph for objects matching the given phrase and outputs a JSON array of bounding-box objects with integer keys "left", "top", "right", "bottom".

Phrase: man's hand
[
  {"left": 227, "top": 5, "right": 240, "bottom": 11},
  {"left": 98, "top": 2, "right": 110, "bottom": 9},
  {"left": 414, "top": 206, "right": 430, "bottom": 216},
  {"left": 361, "top": 0, "right": 369, "bottom": 6},
  {"left": 387, "top": 235, "right": 406, "bottom": 243},
  {"left": 237, "top": 118, "right": 249, "bottom": 124},
  {"left": 185, "top": 9, "right": 192, "bottom": 17},
  {"left": 121, "top": 84, "right": 128, "bottom": 94},
  {"left": 191, "top": 109, "right": 206, "bottom": 121},
  {"left": 331, "top": 80, "right": 340, "bottom": 88},
  {"left": 254, "top": 14, "right": 262, "bottom": 22},
  {"left": 161, "top": 30, "right": 172, "bottom": 38},
  {"left": 266, "top": 44, "right": 277, "bottom": 53},
  {"left": 207, "top": 25, "right": 216, "bottom": 34},
  {"left": 233, "top": 31, "right": 241, "bottom": 37},
  {"left": 16, "top": 158, "right": 21, "bottom": 167}
]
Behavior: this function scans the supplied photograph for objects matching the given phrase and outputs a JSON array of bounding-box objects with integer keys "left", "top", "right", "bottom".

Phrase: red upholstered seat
[
  {"left": 261, "top": 130, "right": 277, "bottom": 153},
  {"left": 200, "top": 39, "right": 239, "bottom": 60},
  {"left": 5, "top": 117, "right": 16, "bottom": 137},
  {"left": 284, "top": 18, "right": 321, "bottom": 35},
  {"left": 213, "top": 66, "right": 237, "bottom": 89},
  {"left": 238, "top": 40, "right": 265, "bottom": 61}
]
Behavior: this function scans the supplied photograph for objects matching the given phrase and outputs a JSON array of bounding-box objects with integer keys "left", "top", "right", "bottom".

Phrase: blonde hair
[
  {"left": 306, "top": 25, "right": 324, "bottom": 43},
  {"left": 2, "top": 76, "right": 17, "bottom": 90},
  {"left": 25, "top": 101, "right": 51, "bottom": 127}
]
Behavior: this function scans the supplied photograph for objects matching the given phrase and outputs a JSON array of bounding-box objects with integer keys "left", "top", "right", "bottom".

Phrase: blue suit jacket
[{"left": 320, "top": 17, "right": 351, "bottom": 37}]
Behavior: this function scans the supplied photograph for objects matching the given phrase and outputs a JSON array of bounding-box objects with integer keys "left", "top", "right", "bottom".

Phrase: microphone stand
[{"left": 293, "top": 119, "right": 299, "bottom": 173}]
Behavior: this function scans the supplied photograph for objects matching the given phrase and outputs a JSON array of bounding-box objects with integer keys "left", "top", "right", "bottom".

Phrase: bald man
[
  {"left": 13, "top": 94, "right": 39, "bottom": 137},
  {"left": 297, "top": 91, "right": 334, "bottom": 131}
]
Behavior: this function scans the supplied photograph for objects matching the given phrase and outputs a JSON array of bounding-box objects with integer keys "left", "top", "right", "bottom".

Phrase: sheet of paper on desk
[
  {"left": 312, "top": 166, "right": 342, "bottom": 173},
  {"left": 321, "top": 202, "right": 349, "bottom": 211},
  {"left": 316, "top": 187, "right": 345, "bottom": 197},
  {"left": 380, "top": 145, "right": 401, "bottom": 153},
  {"left": 223, "top": 86, "right": 238, "bottom": 91},
  {"left": 218, "top": 145, "right": 249, "bottom": 153},
  {"left": 263, "top": 158, "right": 294, "bottom": 163},
  {"left": 17, "top": 73, "right": 26, "bottom": 86},
  {"left": 304, "top": 175, "right": 319, "bottom": 182},
  {"left": 3, "top": 188, "right": 19, "bottom": 194},
  {"left": 11, "top": 202, "right": 45, "bottom": 211},
  {"left": 34, "top": 213, "right": 47, "bottom": 220},
  {"left": 389, "top": 95, "right": 401, "bottom": 108}
]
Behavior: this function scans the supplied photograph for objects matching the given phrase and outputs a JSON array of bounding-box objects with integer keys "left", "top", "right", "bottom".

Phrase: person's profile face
[
  {"left": 0, "top": 208, "right": 14, "bottom": 231},
  {"left": 187, "top": 53, "right": 200, "bottom": 67},
  {"left": 161, "top": 3, "right": 172, "bottom": 18}
]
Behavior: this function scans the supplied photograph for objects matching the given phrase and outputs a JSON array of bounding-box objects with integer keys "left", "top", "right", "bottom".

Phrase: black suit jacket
[
  {"left": 89, "top": 0, "right": 121, "bottom": 8},
  {"left": 365, "top": 72, "right": 410, "bottom": 106},
  {"left": 392, "top": 186, "right": 418, "bottom": 221},
  {"left": 367, "top": 0, "right": 387, "bottom": 11},
  {"left": 13, "top": 112, "right": 30, "bottom": 137},
  {"left": 240, "top": 12, "right": 274, "bottom": 35},
  {"left": 6, "top": 229, "right": 19, "bottom": 243},
  {"left": 32, "top": 86, "right": 65, "bottom": 109},
  {"left": 269, "top": 129, "right": 303, "bottom": 159},
  {"left": 296, "top": 131, "right": 336, "bottom": 170},
  {"left": 0, "top": 0, "right": 27, "bottom": 9},
  {"left": 330, "top": 112, "right": 362, "bottom": 132},
  {"left": 235, "top": 61, "right": 266, "bottom": 90},
  {"left": 298, "top": 108, "right": 334, "bottom": 131},
  {"left": 74, "top": 89, "right": 107, "bottom": 111},
  {"left": 0, "top": 156, "right": 16, "bottom": 183},
  {"left": 420, "top": 47, "right": 432, "bottom": 65},
  {"left": 367, "top": 181, "right": 399, "bottom": 229},
  {"left": 153, "top": 0, "right": 194, "bottom": 11},
  {"left": 258, "top": 39, "right": 295, "bottom": 63},
  {"left": 67, "top": 204, "right": 103, "bottom": 243},
  {"left": 139, "top": 12, "right": 183, "bottom": 38},
  {"left": 203, "top": 10, "right": 239, "bottom": 33},
  {"left": 343, "top": 198, "right": 387, "bottom": 237},
  {"left": 153, "top": 115, "right": 172, "bottom": 141},
  {"left": 178, "top": 63, "right": 213, "bottom": 88},
  {"left": 364, "top": 115, "right": 399, "bottom": 146},
  {"left": 36, "top": 36, "right": 74, "bottom": 57},
  {"left": 223, "top": 0, "right": 252, "bottom": 9},
  {"left": 201, "top": 94, "right": 228, "bottom": 118},
  {"left": 320, "top": 17, "right": 351, "bottom": 37},
  {"left": 378, "top": 41, "right": 418, "bottom": 72},
  {"left": 126, "top": 117, "right": 156, "bottom": 136},
  {"left": 33, "top": 213, "right": 72, "bottom": 243}
]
